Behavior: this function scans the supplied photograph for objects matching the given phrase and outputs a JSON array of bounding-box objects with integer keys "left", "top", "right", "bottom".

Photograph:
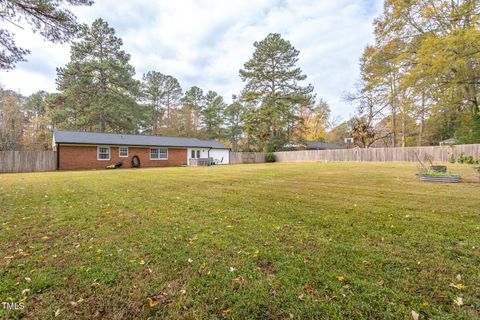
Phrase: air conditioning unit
[{"left": 344, "top": 137, "right": 354, "bottom": 144}]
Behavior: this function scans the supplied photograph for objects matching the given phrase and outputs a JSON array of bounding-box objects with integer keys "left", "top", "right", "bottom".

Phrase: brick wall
[{"left": 58, "top": 145, "right": 187, "bottom": 170}]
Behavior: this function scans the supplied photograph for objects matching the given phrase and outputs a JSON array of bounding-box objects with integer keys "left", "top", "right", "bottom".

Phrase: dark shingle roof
[
  {"left": 306, "top": 141, "right": 342, "bottom": 150},
  {"left": 53, "top": 131, "right": 229, "bottom": 149}
]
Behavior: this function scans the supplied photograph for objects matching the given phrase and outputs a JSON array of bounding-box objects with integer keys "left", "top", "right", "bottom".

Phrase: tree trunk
[
  {"left": 418, "top": 92, "right": 425, "bottom": 146},
  {"left": 99, "top": 113, "right": 105, "bottom": 133},
  {"left": 466, "top": 59, "right": 478, "bottom": 115},
  {"left": 99, "top": 41, "right": 106, "bottom": 133},
  {"left": 152, "top": 105, "right": 157, "bottom": 134},
  {"left": 390, "top": 72, "right": 397, "bottom": 147}
]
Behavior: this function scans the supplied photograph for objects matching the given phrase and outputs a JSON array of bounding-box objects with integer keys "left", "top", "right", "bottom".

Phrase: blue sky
[{"left": 0, "top": 0, "right": 384, "bottom": 121}]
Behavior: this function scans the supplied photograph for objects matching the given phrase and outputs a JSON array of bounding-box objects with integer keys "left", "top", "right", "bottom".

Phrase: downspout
[{"left": 56, "top": 144, "right": 60, "bottom": 170}]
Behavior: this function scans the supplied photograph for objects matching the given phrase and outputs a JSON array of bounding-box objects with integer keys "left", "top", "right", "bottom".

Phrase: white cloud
[{"left": 0, "top": 0, "right": 383, "bottom": 120}]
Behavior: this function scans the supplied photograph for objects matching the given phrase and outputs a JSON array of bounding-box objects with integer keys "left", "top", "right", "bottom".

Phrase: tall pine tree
[
  {"left": 181, "top": 86, "right": 205, "bottom": 133},
  {"left": 224, "top": 95, "right": 243, "bottom": 152},
  {"left": 141, "top": 71, "right": 183, "bottom": 134},
  {"left": 56, "top": 18, "right": 140, "bottom": 133},
  {"left": 202, "top": 90, "right": 226, "bottom": 140},
  {"left": 240, "top": 33, "right": 314, "bottom": 151}
]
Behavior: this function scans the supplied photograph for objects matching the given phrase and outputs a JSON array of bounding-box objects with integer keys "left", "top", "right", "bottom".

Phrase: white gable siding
[
  {"left": 186, "top": 148, "right": 230, "bottom": 165},
  {"left": 210, "top": 149, "right": 229, "bottom": 164}
]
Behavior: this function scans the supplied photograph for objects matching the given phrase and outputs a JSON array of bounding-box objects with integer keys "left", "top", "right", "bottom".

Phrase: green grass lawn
[{"left": 1, "top": 163, "right": 479, "bottom": 319}]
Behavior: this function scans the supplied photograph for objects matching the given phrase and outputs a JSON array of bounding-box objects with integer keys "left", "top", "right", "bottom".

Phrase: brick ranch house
[{"left": 52, "top": 131, "right": 230, "bottom": 170}]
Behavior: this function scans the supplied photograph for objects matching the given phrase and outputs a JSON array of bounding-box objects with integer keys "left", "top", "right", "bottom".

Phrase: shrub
[
  {"left": 457, "top": 153, "right": 465, "bottom": 164},
  {"left": 465, "top": 155, "right": 475, "bottom": 164},
  {"left": 448, "top": 154, "right": 455, "bottom": 163},
  {"left": 265, "top": 152, "right": 276, "bottom": 162}
]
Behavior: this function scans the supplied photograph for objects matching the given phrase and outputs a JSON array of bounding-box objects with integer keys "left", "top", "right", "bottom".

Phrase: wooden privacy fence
[
  {"left": 230, "top": 152, "right": 266, "bottom": 164},
  {"left": 230, "top": 144, "right": 480, "bottom": 164},
  {"left": 0, "top": 151, "right": 57, "bottom": 173}
]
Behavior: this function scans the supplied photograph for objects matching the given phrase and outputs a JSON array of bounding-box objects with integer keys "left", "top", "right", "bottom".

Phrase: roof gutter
[{"left": 55, "top": 142, "right": 229, "bottom": 149}]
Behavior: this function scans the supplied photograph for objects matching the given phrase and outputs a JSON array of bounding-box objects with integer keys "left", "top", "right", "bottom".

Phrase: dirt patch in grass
[{"left": 256, "top": 261, "right": 277, "bottom": 276}]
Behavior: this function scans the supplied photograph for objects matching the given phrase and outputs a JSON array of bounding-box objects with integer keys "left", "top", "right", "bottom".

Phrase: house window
[
  {"left": 196, "top": 150, "right": 200, "bottom": 158},
  {"left": 119, "top": 147, "right": 128, "bottom": 157},
  {"left": 191, "top": 150, "right": 195, "bottom": 158},
  {"left": 97, "top": 146, "right": 110, "bottom": 160},
  {"left": 150, "top": 148, "right": 168, "bottom": 160}
]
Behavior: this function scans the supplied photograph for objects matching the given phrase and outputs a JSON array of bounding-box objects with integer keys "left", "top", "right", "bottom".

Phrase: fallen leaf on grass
[
  {"left": 453, "top": 296, "right": 463, "bottom": 306},
  {"left": 422, "top": 300, "right": 429, "bottom": 306},
  {"left": 337, "top": 276, "right": 345, "bottom": 282},
  {"left": 91, "top": 281, "right": 100, "bottom": 288},
  {"left": 21, "top": 288, "right": 30, "bottom": 295},
  {"left": 54, "top": 309, "right": 61, "bottom": 317},
  {"left": 4, "top": 256, "right": 15, "bottom": 259},
  {"left": 322, "top": 294, "right": 335, "bottom": 302},
  {"left": 147, "top": 297, "right": 159, "bottom": 307},
  {"left": 41, "top": 236, "right": 50, "bottom": 241},
  {"left": 70, "top": 298, "right": 84, "bottom": 307},
  {"left": 377, "top": 279, "right": 384, "bottom": 286},
  {"left": 411, "top": 310, "right": 419, "bottom": 320},
  {"left": 147, "top": 292, "right": 171, "bottom": 308},
  {"left": 69, "top": 301, "right": 77, "bottom": 307},
  {"left": 233, "top": 276, "right": 245, "bottom": 284},
  {"left": 450, "top": 283, "right": 466, "bottom": 290},
  {"left": 298, "top": 293, "right": 305, "bottom": 300},
  {"left": 222, "top": 309, "right": 231, "bottom": 317}
]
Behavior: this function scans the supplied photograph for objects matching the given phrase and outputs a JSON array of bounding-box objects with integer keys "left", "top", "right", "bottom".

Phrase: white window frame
[
  {"left": 150, "top": 148, "right": 168, "bottom": 160},
  {"left": 97, "top": 146, "right": 110, "bottom": 161},
  {"left": 119, "top": 146, "right": 128, "bottom": 158}
]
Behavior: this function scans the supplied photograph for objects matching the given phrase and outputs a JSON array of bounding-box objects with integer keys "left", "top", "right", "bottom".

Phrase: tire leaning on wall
[{"left": 131, "top": 155, "right": 141, "bottom": 168}]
